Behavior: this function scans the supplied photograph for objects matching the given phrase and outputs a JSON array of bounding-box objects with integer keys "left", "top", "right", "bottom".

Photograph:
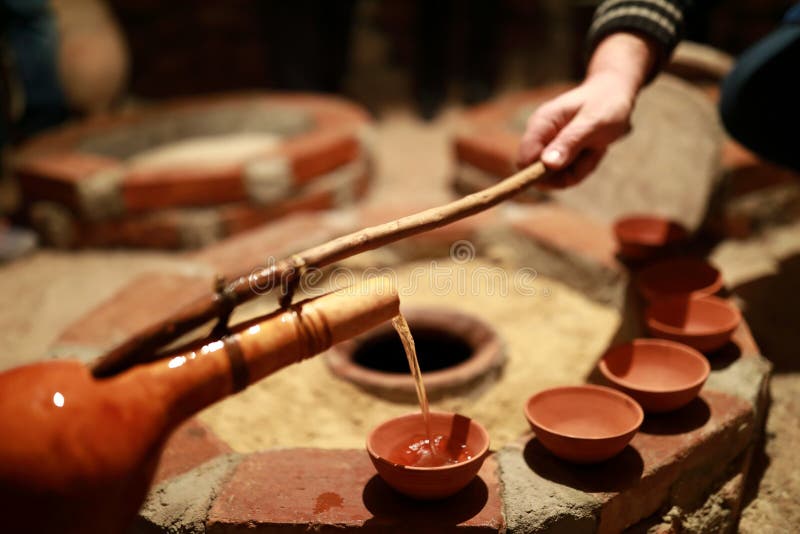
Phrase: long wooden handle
[{"left": 92, "top": 162, "right": 548, "bottom": 377}]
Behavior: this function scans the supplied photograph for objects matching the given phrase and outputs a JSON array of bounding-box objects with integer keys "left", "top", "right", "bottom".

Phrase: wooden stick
[{"left": 91, "top": 162, "right": 548, "bottom": 377}]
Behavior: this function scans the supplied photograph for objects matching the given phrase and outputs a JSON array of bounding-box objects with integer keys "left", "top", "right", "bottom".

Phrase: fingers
[
  {"left": 539, "top": 116, "right": 595, "bottom": 170},
  {"left": 536, "top": 147, "right": 607, "bottom": 190},
  {"left": 542, "top": 112, "right": 630, "bottom": 171},
  {"left": 516, "top": 95, "right": 581, "bottom": 169},
  {"left": 517, "top": 88, "right": 633, "bottom": 171}
]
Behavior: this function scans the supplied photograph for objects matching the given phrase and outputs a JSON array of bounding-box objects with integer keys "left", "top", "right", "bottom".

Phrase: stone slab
[{"left": 133, "top": 453, "right": 244, "bottom": 534}]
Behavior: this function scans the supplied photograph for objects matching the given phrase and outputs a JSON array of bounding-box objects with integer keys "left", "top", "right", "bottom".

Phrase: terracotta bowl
[
  {"left": 524, "top": 385, "right": 643, "bottom": 463},
  {"left": 646, "top": 296, "right": 742, "bottom": 352},
  {"left": 637, "top": 257, "right": 723, "bottom": 302},
  {"left": 613, "top": 215, "right": 688, "bottom": 260},
  {"left": 366, "top": 412, "right": 490, "bottom": 500},
  {"left": 599, "top": 339, "right": 710, "bottom": 412}
]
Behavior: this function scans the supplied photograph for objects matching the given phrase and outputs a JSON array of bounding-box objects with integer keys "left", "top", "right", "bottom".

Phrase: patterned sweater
[{"left": 587, "top": 0, "right": 695, "bottom": 63}]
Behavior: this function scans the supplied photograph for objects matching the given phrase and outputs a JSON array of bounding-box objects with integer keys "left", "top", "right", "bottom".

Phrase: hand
[{"left": 517, "top": 32, "right": 658, "bottom": 189}]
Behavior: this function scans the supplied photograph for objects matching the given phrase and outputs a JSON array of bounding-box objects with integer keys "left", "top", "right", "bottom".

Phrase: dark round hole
[{"left": 351, "top": 326, "right": 473, "bottom": 374}]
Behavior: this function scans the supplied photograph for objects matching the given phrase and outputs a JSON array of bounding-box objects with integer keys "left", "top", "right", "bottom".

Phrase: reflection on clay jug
[{"left": 0, "top": 279, "right": 398, "bottom": 533}]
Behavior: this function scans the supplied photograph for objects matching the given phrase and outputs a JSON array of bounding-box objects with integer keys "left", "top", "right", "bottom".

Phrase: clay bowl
[
  {"left": 599, "top": 339, "right": 711, "bottom": 412},
  {"left": 524, "top": 385, "right": 643, "bottom": 463},
  {"left": 637, "top": 257, "right": 723, "bottom": 302},
  {"left": 613, "top": 214, "right": 688, "bottom": 260},
  {"left": 367, "top": 411, "right": 490, "bottom": 500},
  {"left": 646, "top": 296, "right": 742, "bottom": 352}
]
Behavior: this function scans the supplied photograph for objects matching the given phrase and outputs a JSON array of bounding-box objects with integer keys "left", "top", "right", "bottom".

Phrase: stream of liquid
[{"left": 389, "top": 314, "right": 473, "bottom": 467}]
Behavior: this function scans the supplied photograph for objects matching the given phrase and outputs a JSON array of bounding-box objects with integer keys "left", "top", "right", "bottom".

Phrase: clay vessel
[
  {"left": 645, "top": 296, "right": 741, "bottom": 352},
  {"left": 524, "top": 385, "right": 642, "bottom": 463},
  {"left": 613, "top": 214, "right": 688, "bottom": 260},
  {"left": 637, "top": 257, "right": 723, "bottom": 302},
  {"left": 367, "top": 411, "right": 490, "bottom": 500},
  {"left": 0, "top": 279, "right": 399, "bottom": 533},
  {"left": 599, "top": 339, "right": 710, "bottom": 412}
]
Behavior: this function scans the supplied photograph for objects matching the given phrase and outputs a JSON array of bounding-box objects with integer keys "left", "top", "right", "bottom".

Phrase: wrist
[{"left": 586, "top": 32, "right": 659, "bottom": 96}]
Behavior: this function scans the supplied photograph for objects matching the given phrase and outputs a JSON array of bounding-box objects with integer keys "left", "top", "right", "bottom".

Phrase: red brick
[
  {"left": 53, "top": 272, "right": 213, "bottom": 353},
  {"left": 15, "top": 93, "right": 370, "bottom": 217},
  {"left": 208, "top": 449, "right": 504, "bottom": 533},
  {"left": 44, "top": 162, "right": 370, "bottom": 250},
  {"left": 152, "top": 418, "right": 232, "bottom": 485},
  {"left": 453, "top": 86, "right": 573, "bottom": 179},
  {"left": 123, "top": 165, "right": 248, "bottom": 213},
  {"left": 16, "top": 152, "right": 120, "bottom": 209},
  {"left": 287, "top": 130, "right": 361, "bottom": 185},
  {"left": 454, "top": 130, "right": 519, "bottom": 179}
]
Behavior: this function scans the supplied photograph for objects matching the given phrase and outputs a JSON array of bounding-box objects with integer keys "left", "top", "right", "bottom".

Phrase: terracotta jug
[{"left": 0, "top": 278, "right": 399, "bottom": 533}]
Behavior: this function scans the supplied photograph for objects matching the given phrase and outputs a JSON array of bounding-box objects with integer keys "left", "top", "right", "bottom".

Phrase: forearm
[
  {"left": 586, "top": 32, "right": 660, "bottom": 97},
  {"left": 588, "top": 0, "right": 695, "bottom": 78}
]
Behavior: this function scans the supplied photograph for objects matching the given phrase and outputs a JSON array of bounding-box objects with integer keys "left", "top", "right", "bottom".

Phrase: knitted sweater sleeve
[{"left": 587, "top": 0, "right": 696, "bottom": 71}]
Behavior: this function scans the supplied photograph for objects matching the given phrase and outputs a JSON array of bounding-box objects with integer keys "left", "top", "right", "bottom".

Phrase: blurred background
[
  {"left": 2, "top": 0, "right": 795, "bottom": 134},
  {"left": 1, "top": 2, "right": 799, "bottom": 531}
]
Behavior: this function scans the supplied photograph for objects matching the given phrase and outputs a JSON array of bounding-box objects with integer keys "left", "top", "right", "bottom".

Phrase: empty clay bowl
[
  {"left": 646, "top": 296, "right": 742, "bottom": 352},
  {"left": 637, "top": 257, "right": 723, "bottom": 302},
  {"left": 366, "top": 411, "right": 490, "bottom": 499},
  {"left": 524, "top": 385, "right": 643, "bottom": 463},
  {"left": 613, "top": 215, "right": 688, "bottom": 260},
  {"left": 599, "top": 339, "right": 711, "bottom": 412}
]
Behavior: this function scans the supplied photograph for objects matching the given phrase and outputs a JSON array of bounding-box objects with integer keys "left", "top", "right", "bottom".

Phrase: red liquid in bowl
[{"left": 387, "top": 433, "right": 474, "bottom": 467}]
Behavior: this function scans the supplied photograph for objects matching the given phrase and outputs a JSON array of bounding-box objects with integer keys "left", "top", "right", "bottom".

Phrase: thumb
[{"left": 540, "top": 116, "right": 595, "bottom": 170}]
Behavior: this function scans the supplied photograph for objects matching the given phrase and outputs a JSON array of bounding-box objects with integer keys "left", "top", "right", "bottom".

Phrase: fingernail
[{"left": 542, "top": 149, "right": 563, "bottom": 165}]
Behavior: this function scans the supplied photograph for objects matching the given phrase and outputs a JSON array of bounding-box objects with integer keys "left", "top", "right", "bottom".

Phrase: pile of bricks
[{"left": 13, "top": 93, "right": 374, "bottom": 249}]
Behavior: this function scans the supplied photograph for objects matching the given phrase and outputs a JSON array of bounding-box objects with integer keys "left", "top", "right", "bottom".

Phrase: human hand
[{"left": 517, "top": 32, "right": 658, "bottom": 189}]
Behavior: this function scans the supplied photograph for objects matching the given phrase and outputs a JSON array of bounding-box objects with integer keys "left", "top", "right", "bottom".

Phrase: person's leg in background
[{"left": 719, "top": 6, "right": 800, "bottom": 172}]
